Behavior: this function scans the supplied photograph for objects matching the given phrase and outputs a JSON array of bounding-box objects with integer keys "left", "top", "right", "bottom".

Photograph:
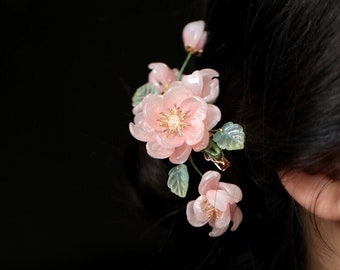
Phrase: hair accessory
[{"left": 129, "top": 20, "right": 245, "bottom": 237}]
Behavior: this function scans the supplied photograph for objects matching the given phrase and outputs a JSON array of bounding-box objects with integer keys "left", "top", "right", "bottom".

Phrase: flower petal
[
  {"left": 199, "top": 69, "right": 219, "bottom": 103},
  {"left": 192, "top": 130, "right": 210, "bottom": 152},
  {"left": 186, "top": 198, "right": 210, "bottom": 227},
  {"left": 129, "top": 122, "right": 153, "bottom": 142},
  {"left": 198, "top": 171, "right": 221, "bottom": 195},
  {"left": 208, "top": 208, "right": 231, "bottom": 237},
  {"left": 183, "top": 121, "right": 205, "bottom": 145},
  {"left": 205, "top": 104, "right": 221, "bottom": 130},
  {"left": 208, "top": 225, "right": 228, "bottom": 237},
  {"left": 206, "top": 190, "right": 230, "bottom": 212},
  {"left": 231, "top": 204, "right": 243, "bottom": 231},
  {"left": 148, "top": 62, "right": 177, "bottom": 93},
  {"left": 213, "top": 204, "right": 231, "bottom": 229},
  {"left": 146, "top": 140, "right": 174, "bottom": 159},
  {"left": 218, "top": 182, "right": 243, "bottom": 203},
  {"left": 169, "top": 143, "right": 192, "bottom": 164},
  {"left": 156, "top": 132, "right": 185, "bottom": 149},
  {"left": 230, "top": 205, "right": 243, "bottom": 231},
  {"left": 194, "top": 31, "right": 208, "bottom": 53},
  {"left": 163, "top": 85, "right": 191, "bottom": 109},
  {"left": 181, "top": 70, "right": 203, "bottom": 97},
  {"left": 181, "top": 96, "right": 207, "bottom": 122},
  {"left": 143, "top": 94, "right": 164, "bottom": 131}
]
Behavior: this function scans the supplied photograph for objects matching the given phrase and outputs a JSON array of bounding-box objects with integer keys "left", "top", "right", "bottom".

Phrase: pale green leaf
[
  {"left": 213, "top": 122, "right": 245, "bottom": 150},
  {"left": 131, "top": 82, "right": 159, "bottom": 107},
  {"left": 167, "top": 164, "right": 189, "bottom": 198}
]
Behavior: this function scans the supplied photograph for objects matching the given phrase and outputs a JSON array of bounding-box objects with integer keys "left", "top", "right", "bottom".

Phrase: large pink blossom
[
  {"left": 186, "top": 171, "right": 243, "bottom": 237},
  {"left": 129, "top": 81, "right": 221, "bottom": 164}
]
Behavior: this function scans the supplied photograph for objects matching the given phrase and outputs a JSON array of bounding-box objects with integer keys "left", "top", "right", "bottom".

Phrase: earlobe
[{"left": 279, "top": 170, "right": 340, "bottom": 221}]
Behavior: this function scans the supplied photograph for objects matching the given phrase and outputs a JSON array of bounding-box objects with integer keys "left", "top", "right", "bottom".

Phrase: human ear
[{"left": 278, "top": 170, "right": 340, "bottom": 221}]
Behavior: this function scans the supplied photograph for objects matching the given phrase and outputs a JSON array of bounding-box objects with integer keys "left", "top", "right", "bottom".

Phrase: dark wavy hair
[{"left": 126, "top": 0, "right": 340, "bottom": 269}]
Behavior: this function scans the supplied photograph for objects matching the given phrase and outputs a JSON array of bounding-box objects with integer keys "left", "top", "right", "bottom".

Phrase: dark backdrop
[{"left": 4, "top": 1, "right": 206, "bottom": 269}]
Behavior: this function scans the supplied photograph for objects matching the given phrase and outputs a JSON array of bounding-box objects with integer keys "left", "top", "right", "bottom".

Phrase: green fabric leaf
[
  {"left": 213, "top": 121, "right": 245, "bottom": 150},
  {"left": 167, "top": 164, "right": 189, "bottom": 198},
  {"left": 131, "top": 82, "right": 159, "bottom": 107}
]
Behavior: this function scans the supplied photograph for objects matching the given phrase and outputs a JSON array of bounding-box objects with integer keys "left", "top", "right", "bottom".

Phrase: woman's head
[{"left": 128, "top": 0, "right": 340, "bottom": 268}]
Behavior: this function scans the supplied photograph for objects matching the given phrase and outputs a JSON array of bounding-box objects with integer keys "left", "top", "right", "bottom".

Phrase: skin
[{"left": 279, "top": 170, "right": 340, "bottom": 270}]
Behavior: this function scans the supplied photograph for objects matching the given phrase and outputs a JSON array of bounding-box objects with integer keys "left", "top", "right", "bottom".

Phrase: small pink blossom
[
  {"left": 182, "top": 20, "right": 208, "bottom": 54},
  {"left": 148, "top": 62, "right": 179, "bottom": 93},
  {"left": 181, "top": 69, "right": 219, "bottom": 103},
  {"left": 186, "top": 171, "right": 243, "bottom": 237},
  {"left": 129, "top": 82, "right": 221, "bottom": 164}
]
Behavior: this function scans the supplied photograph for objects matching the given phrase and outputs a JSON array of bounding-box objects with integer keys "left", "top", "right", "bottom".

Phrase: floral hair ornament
[{"left": 129, "top": 20, "right": 245, "bottom": 237}]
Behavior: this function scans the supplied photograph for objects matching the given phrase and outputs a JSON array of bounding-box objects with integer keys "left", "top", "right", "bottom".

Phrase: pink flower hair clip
[{"left": 129, "top": 20, "right": 245, "bottom": 237}]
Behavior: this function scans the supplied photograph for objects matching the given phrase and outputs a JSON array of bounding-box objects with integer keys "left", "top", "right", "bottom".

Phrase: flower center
[
  {"left": 204, "top": 199, "right": 221, "bottom": 219},
  {"left": 158, "top": 105, "right": 188, "bottom": 136}
]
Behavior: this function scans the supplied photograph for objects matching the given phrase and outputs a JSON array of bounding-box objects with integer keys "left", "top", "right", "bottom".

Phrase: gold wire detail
[{"left": 204, "top": 152, "right": 230, "bottom": 171}]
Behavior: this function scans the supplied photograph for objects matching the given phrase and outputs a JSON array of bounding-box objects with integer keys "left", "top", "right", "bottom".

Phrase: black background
[{"left": 4, "top": 1, "right": 207, "bottom": 269}]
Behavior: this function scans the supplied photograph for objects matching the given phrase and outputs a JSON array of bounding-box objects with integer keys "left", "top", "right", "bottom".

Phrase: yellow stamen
[
  {"left": 203, "top": 199, "right": 221, "bottom": 219},
  {"left": 158, "top": 105, "right": 189, "bottom": 136}
]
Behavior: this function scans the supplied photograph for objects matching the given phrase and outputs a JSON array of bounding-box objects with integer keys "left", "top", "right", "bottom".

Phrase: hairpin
[{"left": 129, "top": 20, "right": 245, "bottom": 237}]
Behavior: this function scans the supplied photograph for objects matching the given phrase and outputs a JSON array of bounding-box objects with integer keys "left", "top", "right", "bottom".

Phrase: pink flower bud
[{"left": 182, "top": 20, "right": 208, "bottom": 55}]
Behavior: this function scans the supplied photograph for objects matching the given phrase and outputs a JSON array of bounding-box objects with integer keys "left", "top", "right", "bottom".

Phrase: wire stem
[
  {"left": 177, "top": 52, "right": 192, "bottom": 80},
  {"left": 189, "top": 154, "right": 202, "bottom": 177}
]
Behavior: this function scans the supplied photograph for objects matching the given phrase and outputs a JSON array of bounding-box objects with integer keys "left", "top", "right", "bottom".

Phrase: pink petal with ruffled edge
[
  {"left": 156, "top": 132, "right": 185, "bottom": 149},
  {"left": 213, "top": 205, "right": 232, "bottom": 229},
  {"left": 182, "top": 121, "right": 205, "bottom": 146},
  {"left": 129, "top": 122, "right": 153, "bottom": 142},
  {"left": 148, "top": 62, "right": 177, "bottom": 93},
  {"left": 166, "top": 95, "right": 207, "bottom": 146},
  {"left": 230, "top": 205, "right": 243, "bottom": 231},
  {"left": 162, "top": 85, "right": 192, "bottom": 109},
  {"left": 199, "top": 69, "right": 220, "bottom": 103},
  {"left": 132, "top": 99, "right": 143, "bottom": 115},
  {"left": 218, "top": 182, "right": 243, "bottom": 202},
  {"left": 142, "top": 95, "right": 164, "bottom": 131},
  {"left": 192, "top": 130, "right": 210, "bottom": 152},
  {"left": 198, "top": 171, "right": 221, "bottom": 195},
  {"left": 181, "top": 71, "right": 203, "bottom": 97},
  {"left": 169, "top": 143, "right": 192, "bottom": 164},
  {"left": 186, "top": 196, "right": 210, "bottom": 226},
  {"left": 208, "top": 225, "right": 228, "bottom": 237},
  {"left": 134, "top": 113, "right": 155, "bottom": 132},
  {"left": 181, "top": 96, "right": 208, "bottom": 121},
  {"left": 208, "top": 210, "right": 231, "bottom": 237},
  {"left": 205, "top": 104, "right": 221, "bottom": 130},
  {"left": 206, "top": 190, "right": 231, "bottom": 212},
  {"left": 146, "top": 140, "right": 174, "bottom": 159}
]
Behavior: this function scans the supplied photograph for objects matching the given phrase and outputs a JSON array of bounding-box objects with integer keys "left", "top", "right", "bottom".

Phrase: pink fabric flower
[
  {"left": 186, "top": 171, "right": 243, "bottom": 237},
  {"left": 148, "top": 62, "right": 179, "bottom": 93},
  {"left": 182, "top": 20, "right": 208, "bottom": 54},
  {"left": 129, "top": 82, "right": 221, "bottom": 164}
]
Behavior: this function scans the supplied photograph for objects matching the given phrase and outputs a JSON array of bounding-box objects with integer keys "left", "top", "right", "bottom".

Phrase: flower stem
[
  {"left": 189, "top": 154, "right": 202, "bottom": 177},
  {"left": 177, "top": 52, "right": 192, "bottom": 80}
]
